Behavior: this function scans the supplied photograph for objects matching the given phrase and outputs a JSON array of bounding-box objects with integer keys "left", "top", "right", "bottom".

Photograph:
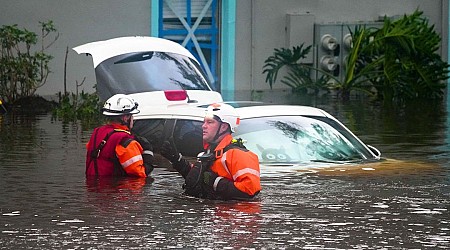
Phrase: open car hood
[{"left": 73, "top": 36, "right": 222, "bottom": 106}]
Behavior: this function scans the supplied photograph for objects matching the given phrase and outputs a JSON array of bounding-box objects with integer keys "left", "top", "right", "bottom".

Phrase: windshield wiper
[
  {"left": 310, "top": 159, "right": 364, "bottom": 164},
  {"left": 261, "top": 161, "right": 302, "bottom": 166},
  {"left": 311, "top": 157, "right": 380, "bottom": 164},
  {"left": 311, "top": 159, "right": 345, "bottom": 164}
]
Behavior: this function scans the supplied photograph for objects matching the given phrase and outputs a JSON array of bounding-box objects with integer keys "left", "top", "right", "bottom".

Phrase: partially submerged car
[
  {"left": 74, "top": 36, "right": 383, "bottom": 174},
  {"left": 73, "top": 36, "right": 222, "bottom": 106},
  {"left": 131, "top": 92, "right": 382, "bottom": 174}
]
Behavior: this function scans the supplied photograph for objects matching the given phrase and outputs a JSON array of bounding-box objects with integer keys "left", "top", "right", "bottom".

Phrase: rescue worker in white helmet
[
  {"left": 85, "top": 94, "right": 154, "bottom": 177},
  {"left": 161, "top": 103, "right": 261, "bottom": 200}
]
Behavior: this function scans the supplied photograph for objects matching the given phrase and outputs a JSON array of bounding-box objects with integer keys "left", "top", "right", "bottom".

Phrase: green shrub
[
  {"left": 263, "top": 9, "right": 449, "bottom": 102},
  {"left": 262, "top": 44, "right": 330, "bottom": 94},
  {"left": 0, "top": 21, "right": 58, "bottom": 104},
  {"left": 362, "top": 10, "right": 449, "bottom": 101},
  {"left": 52, "top": 91, "right": 104, "bottom": 128}
]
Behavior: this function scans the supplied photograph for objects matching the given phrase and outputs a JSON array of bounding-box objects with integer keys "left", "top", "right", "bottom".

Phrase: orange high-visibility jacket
[
  {"left": 208, "top": 134, "right": 261, "bottom": 196},
  {"left": 86, "top": 123, "right": 147, "bottom": 177}
]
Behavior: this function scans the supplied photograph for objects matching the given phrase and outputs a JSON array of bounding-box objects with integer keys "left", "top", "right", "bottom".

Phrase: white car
[
  {"left": 131, "top": 91, "right": 382, "bottom": 174},
  {"left": 74, "top": 36, "right": 382, "bottom": 174},
  {"left": 73, "top": 36, "right": 223, "bottom": 106}
]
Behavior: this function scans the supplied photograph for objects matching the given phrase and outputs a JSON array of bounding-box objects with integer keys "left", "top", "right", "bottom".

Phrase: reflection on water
[{"left": 1, "top": 96, "right": 450, "bottom": 249}]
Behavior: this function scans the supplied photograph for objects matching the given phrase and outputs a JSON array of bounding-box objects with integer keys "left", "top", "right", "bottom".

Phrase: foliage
[
  {"left": 52, "top": 91, "right": 104, "bottom": 128},
  {"left": 329, "top": 25, "right": 382, "bottom": 99},
  {"left": 361, "top": 10, "right": 449, "bottom": 101},
  {"left": 263, "top": 9, "right": 449, "bottom": 102},
  {"left": 262, "top": 44, "right": 330, "bottom": 94},
  {"left": 0, "top": 21, "right": 59, "bottom": 104}
]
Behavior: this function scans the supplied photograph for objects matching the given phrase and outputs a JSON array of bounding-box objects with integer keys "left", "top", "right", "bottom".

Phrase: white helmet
[
  {"left": 205, "top": 103, "right": 240, "bottom": 132},
  {"left": 102, "top": 94, "right": 140, "bottom": 116}
]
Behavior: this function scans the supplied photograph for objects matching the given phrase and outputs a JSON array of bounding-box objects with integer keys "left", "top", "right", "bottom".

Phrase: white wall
[
  {"left": 0, "top": 0, "right": 447, "bottom": 98},
  {"left": 0, "top": 0, "right": 151, "bottom": 99},
  {"left": 236, "top": 0, "right": 449, "bottom": 92}
]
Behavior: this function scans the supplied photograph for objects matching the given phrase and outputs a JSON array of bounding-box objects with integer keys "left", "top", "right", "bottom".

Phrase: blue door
[{"left": 158, "top": 0, "right": 219, "bottom": 90}]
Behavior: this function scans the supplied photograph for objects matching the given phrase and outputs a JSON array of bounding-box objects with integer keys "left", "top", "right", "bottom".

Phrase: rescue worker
[
  {"left": 86, "top": 94, "right": 154, "bottom": 177},
  {"left": 161, "top": 103, "right": 261, "bottom": 200}
]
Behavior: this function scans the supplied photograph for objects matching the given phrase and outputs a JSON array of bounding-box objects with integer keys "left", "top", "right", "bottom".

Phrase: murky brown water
[{"left": 1, "top": 95, "right": 449, "bottom": 249}]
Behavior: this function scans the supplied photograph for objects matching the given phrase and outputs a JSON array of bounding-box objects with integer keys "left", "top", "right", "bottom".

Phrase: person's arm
[
  {"left": 171, "top": 158, "right": 193, "bottom": 178},
  {"left": 134, "top": 136, "right": 155, "bottom": 176},
  {"left": 204, "top": 171, "right": 257, "bottom": 200},
  {"left": 116, "top": 140, "right": 148, "bottom": 177},
  {"left": 204, "top": 149, "right": 261, "bottom": 200},
  {"left": 160, "top": 141, "right": 192, "bottom": 178}
]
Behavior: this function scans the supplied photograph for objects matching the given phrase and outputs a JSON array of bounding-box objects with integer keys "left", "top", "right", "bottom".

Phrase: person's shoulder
[
  {"left": 119, "top": 137, "right": 139, "bottom": 148},
  {"left": 94, "top": 123, "right": 110, "bottom": 129},
  {"left": 227, "top": 145, "right": 253, "bottom": 156},
  {"left": 228, "top": 147, "right": 259, "bottom": 166},
  {"left": 228, "top": 140, "right": 258, "bottom": 158},
  {"left": 109, "top": 128, "right": 133, "bottom": 144}
]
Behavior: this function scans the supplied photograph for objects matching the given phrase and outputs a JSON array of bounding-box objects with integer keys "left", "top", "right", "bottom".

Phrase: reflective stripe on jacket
[
  {"left": 209, "top": 134, "right": 261, "bottom": 196},
  {"left": 86, "top": 123, "right": 147, "bottom": 177},
  {"left": 116, "top": 138, "right": 147, "bottom": 177}
]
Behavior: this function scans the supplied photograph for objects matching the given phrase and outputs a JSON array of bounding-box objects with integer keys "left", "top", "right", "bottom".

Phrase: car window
[
  {"left": 132, "top": 119, "right": 166, "bottom": 151},
  {"left": 95, "top": 51, "right": 211, "bottom": 101},
  {"left": 235, "top": 116, "right": 372, "bottom": 163},
  {"left": 173, "top": 120, "right": 203, "bottom": 157}
]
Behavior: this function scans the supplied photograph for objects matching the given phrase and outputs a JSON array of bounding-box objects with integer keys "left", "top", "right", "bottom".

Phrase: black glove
[
  {"left": 184, "top": 162, "right": 203, "bottom": 195},
  {"left": 203, "top": 170, "right": 220, "bottom": 191},
  {"left": 160, "top": 140, "right": 182, "bottom": 163},
  {"left": 143, "top": 161, "right": 155, "bottom": 176}
]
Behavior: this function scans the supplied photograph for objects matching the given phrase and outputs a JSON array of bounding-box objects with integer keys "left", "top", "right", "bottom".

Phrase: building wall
[
  {"left": 0, "top": 0, "right": 447, "bottom": 99},
  {"left": 236, "top": 0, "right": 449, "bottom": 93},
  {"left": 0, "top": 0, "right": 151, "bottom": 99}
]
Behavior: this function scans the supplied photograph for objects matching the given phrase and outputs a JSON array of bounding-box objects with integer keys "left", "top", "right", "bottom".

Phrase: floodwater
[{"left": 1, "top": 95, "right": 449, "bottom": 249}]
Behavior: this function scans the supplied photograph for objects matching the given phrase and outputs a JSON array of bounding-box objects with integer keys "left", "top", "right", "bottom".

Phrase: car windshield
[
  {"left": 235, "top": 115, "right": 373, "bottom": 164},
  {"left": 94, "top": 51, "right": 212, "bottom": 100}
]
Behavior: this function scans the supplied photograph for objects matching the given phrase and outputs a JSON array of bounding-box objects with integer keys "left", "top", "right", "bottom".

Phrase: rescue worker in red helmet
[
  {"left": 161, "top": 103, "right": 261, "bottom": 200},
  {"left": 86, "top": 94, "right": 154, "bottom": 177}
]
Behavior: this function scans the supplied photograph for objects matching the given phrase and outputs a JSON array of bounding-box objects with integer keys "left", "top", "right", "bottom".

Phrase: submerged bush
[{"left": 52, "top": 91, "right": 104, "bottom": 128}]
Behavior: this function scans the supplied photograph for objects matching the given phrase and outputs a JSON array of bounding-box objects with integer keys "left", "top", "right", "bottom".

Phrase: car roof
[
  {"left": 235, "top": 104, "right": 330, "bottom": 119},
  {"left": 134, "top": 102, "right": 206, "bottom": 120},
  {"left": 129, "top": 91, "right": 223, "bottom": 109},
  {"left": 73, "top": 36, "right": 197, "bottom": 68},
  {"left": 134, "top": 102, "right": 331, "bottom": 121}
]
